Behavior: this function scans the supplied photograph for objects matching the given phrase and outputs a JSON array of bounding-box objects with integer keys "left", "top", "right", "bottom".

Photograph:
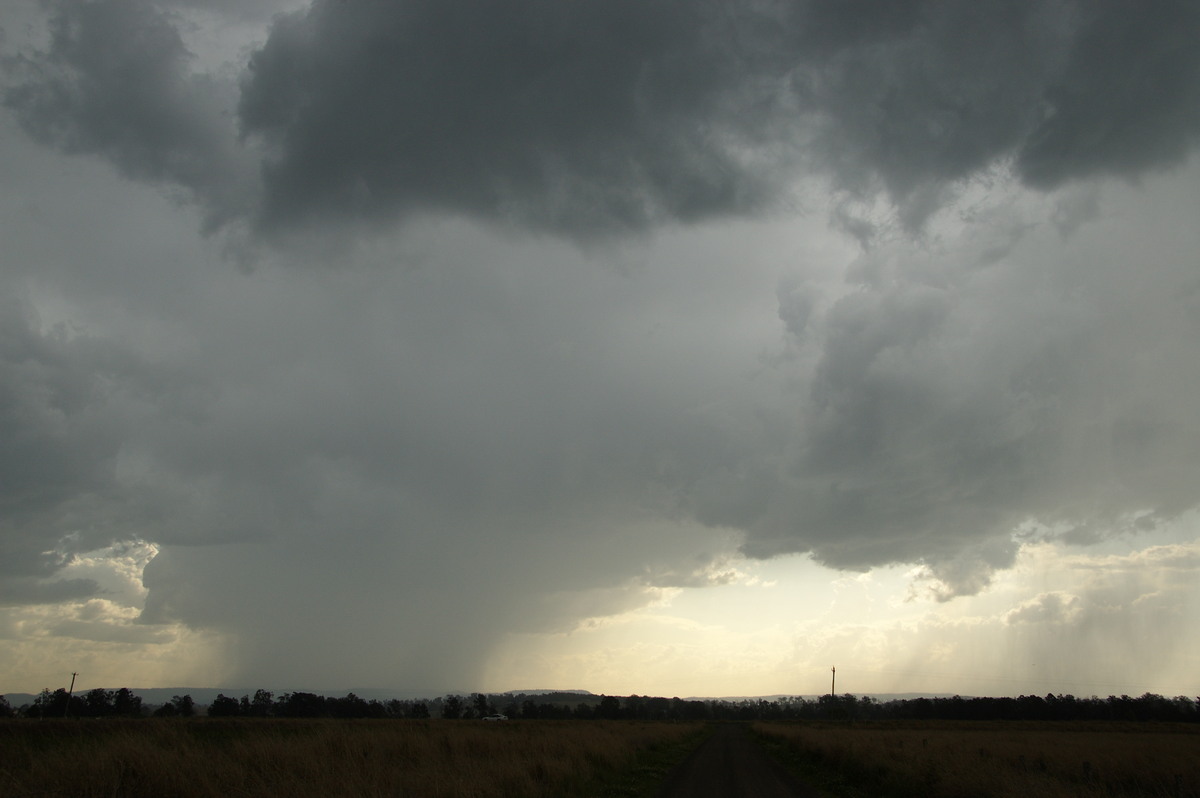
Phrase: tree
[
  {"left": 597, "top": 695, "right": 621, "bottom": 720},
  {"left": 113, "top": 688, "right": 142, "bottom": 717},
  {"left": 84, "top": 689, "right": 114, "bottom": 718},
  {"left": 173, "top": 695, "right": 195, "bottom": 717},
  {"left": 276, "top": 692, "right": 326, "bottom": 718},
  {"left": 249, "top": 689, "right": 274, "bottom": 718},
  {"left": 330, "top": 693, "right": 370, "bottom": 718},
  {"left": 29, "top": 689, "right": 70, "bottom": 718},
  {"left": 152, "top": 702, "right": 178, "bottom": 718},
  {"left": 441, "top": 694, "right": 464, "bottom": 719},
  {"left": 471, "top": 693, "right": 494, "bottom": 718},
  {"left": 208, "top": 694, "right": 241, "bottom": 717},
  {"left": 646, "top": 697, "right": 670, "bottom": 720},
  {"left": 0, "top": 696, "right": 12, "bottom": 718}
]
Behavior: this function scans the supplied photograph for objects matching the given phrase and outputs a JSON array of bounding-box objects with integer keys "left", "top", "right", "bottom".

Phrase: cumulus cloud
[
  {"left": 50, "top": 598, "right": 176, "bottom": 644},
  {"left": 1071, "top": 542, "right": 1200, "bottom": 574},
  {"left": 1004, "top": 591, "right": 1082, "bottom": 625},
  {"left": 991, "top": 540, "right": 1200, "bottom": 690},
  {"left": 725, "top": 169, "right": 1200, "bottom": 596}
]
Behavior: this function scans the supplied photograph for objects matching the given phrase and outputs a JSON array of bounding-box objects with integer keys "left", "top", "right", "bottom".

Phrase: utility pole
[
  {"left": 831, "top": 666, "right": 836, "bottom": 696},
  {"left": 65, "top": 672, "right": 77, "bottom": 718}
]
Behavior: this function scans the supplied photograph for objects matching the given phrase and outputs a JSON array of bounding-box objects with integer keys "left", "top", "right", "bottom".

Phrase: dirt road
[{"left": 656, "top": 723, "right": 821, "bottom": 798}]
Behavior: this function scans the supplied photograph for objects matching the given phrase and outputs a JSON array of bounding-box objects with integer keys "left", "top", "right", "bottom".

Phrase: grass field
[
  {"left": 0, "top": 718, "right": 705, "bottom": 798},
  {"left": 753, "top": 719, "right": 1200, "bottom": 798}
]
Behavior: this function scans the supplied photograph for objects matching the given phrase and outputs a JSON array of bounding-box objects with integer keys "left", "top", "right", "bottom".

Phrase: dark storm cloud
[
  {"left": 236, "top": 0, "right": 1200, "bottom": 235},
  {"left": 235, "top": 0, "right": 786, "bottom": 237},
  {"left": 8, "top": 0, "right": 1200, "bottom": 238},
  {"left": 1016, "top": 0, "right": 1200, "bottom": 187},
  {"left": 0, "top": 293, "right": 158, "bottom": 606},
  {"left": 792, "top": 0, "right": 1200, "bottom": 224},
  {"left": 3, "top": 0, "right": 255, "bottom": 231}
]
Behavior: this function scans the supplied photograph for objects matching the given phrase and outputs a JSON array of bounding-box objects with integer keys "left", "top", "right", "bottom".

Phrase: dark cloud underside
[
  {"left": 237, "top": 0, "right": 784, "bottom": 236},
  {"left": 11, "top": 1, "right": 1196, "bottom": 237},
  {"left": 235, "top": 0, "right": 1200, "bottom": 235}
]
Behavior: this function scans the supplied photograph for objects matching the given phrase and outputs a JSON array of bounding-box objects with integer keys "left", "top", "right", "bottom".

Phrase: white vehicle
[{"left": 481, "top": 714, "right": 508, "bottom": 721}]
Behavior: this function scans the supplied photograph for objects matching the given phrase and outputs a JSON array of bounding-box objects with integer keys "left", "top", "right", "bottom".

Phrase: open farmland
[
  {"left": 0, "top": 718, "right": 704, "bottom": 798},
  {"left": 753, "top": 720, "right": 1200, "bottom": 798}
]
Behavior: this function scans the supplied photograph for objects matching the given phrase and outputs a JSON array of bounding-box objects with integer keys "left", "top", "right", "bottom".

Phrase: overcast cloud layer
[{"left": 2, "top": 0, "right": 1199, "bottom": 694}]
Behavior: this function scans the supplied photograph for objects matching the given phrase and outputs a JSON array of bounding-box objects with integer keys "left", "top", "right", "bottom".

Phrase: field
[
  {"left": 0, "top": 718, "right": 705, "bottom": 798},
  {"left": 7, "top": 717, "right": 1199, "bottom": 798},
  {"left": 753, "top": 720, "right": 1200, "bottom": 798}
]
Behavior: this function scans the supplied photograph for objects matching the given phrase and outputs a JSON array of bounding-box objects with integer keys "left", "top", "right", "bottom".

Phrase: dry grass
[
  {"left": 753, "top": 720, "right": 1200, "bottom": 798},
  {"left": 0, "top": 718, "right": 703, "bottom": 798}
]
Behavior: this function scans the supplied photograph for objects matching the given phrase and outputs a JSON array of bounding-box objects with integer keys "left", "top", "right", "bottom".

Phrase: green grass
[{"left": 574, "top": 723, "right": 713, "bottom": 797}]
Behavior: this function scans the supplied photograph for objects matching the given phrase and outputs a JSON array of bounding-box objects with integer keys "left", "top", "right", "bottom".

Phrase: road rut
[{"left": 656, "top": 723, "right": 820, "bottom": 798}]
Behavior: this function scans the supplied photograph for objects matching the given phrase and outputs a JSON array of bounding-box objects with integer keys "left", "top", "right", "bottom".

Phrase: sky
[{"left": 1, "top": 0, "right": 1199, "bottom": 700}]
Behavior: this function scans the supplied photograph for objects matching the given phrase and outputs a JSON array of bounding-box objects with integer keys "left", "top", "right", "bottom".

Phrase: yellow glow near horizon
[{"left": 484, "top": 527, "right": 1200, "bottom": 699}]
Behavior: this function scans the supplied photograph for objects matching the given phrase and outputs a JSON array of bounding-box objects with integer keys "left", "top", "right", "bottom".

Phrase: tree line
[
  {"left": 3, "top": 689, "right": 1197, "bottom": 723},
  {"left": 8, "top": 687, "right": 150, "bottom": 719}
]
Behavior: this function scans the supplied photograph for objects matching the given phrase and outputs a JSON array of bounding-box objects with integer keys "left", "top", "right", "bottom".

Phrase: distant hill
[
  {"left": 504, "top": 689, "right": 594, "bottom": 696},
  {"left": 2, "top": 687, "right": 957, "bottom": 710},
  {"left": 3, "top": 693, "right": 37, "bottom": 708}
]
